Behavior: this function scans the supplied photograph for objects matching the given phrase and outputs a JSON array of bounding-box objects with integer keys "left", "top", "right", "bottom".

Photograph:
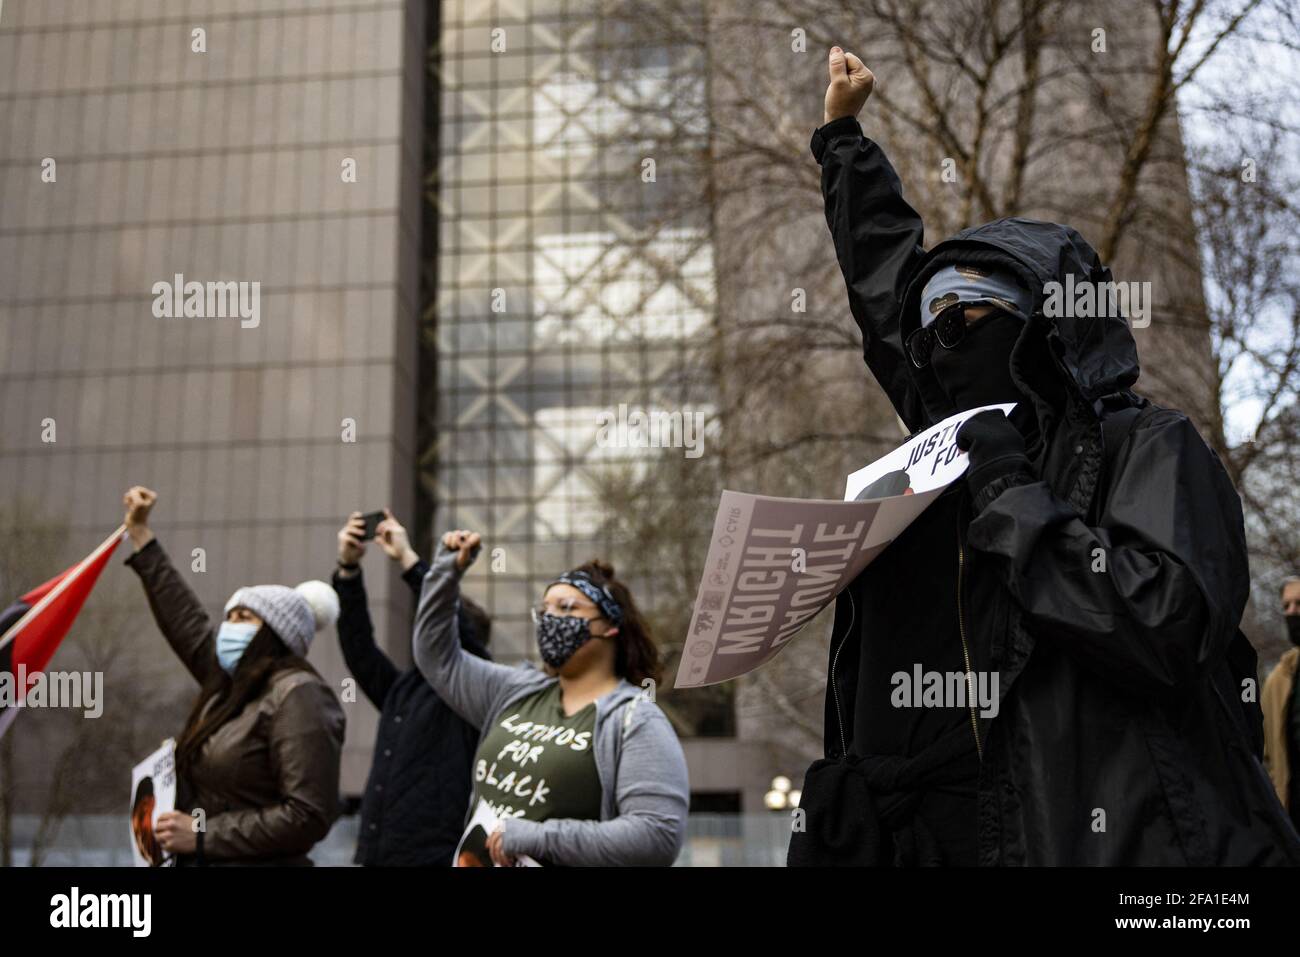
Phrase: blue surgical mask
[{"left": 216, "top": 621, "right": 259, "bottom": 673}]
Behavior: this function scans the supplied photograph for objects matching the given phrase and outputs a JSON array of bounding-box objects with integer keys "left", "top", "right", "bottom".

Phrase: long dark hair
[
  {"left": 570, "top": 559, "right": 661, "bottom": 687},
  {"left": 175, "top": 624, "right": 316, "bottom": 778}
]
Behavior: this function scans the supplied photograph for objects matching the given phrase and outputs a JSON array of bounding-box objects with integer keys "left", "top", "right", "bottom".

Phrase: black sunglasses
[{"left": 905, "top": 303, "right": 1006, "bottom": 369}]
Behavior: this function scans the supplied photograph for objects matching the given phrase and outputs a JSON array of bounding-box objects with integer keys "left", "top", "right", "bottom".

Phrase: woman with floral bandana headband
[{"left": 412, "top": 529, "right": 689, "bottom": 866}]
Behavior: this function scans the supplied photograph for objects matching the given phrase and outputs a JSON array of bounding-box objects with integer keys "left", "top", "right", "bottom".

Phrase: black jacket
[
  {"left": 794, "top": 116, "right": 1300, "bottom": 865},
  {"left": 333, "top": 561, "right": 489, "bottom": 867}
]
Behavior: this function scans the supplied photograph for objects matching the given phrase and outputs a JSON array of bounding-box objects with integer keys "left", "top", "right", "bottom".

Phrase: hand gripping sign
[{"left": 129, "top": 738, "right": 177, "bottom": 867}]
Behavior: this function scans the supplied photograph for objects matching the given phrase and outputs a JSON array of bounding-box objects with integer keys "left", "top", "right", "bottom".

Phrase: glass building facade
[{"left": 430, "top": 0, "right": 720, "bottom": 661}]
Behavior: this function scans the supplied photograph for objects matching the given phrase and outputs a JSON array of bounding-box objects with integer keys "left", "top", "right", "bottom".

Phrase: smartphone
[{"left": 359, "top": 511, "right": 386, "bottom": 541}]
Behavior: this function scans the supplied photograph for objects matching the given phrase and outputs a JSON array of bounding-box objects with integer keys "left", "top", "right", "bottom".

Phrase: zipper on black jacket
[
  {"left": 828, "top": 590, "right": 855, "bottom": 760},
  {"left": 957, "top": 515, "right": 983, "bottom": 762}
]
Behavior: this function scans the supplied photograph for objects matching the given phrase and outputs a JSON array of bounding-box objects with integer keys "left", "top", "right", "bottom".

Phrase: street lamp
[{"left": 764, "top": 775, "right": 800, "bottom": 810}]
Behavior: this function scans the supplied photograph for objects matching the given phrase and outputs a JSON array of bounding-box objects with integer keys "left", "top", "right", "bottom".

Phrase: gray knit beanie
[{"left": 223, "top": 581, "right": 339, "bottom": 657}]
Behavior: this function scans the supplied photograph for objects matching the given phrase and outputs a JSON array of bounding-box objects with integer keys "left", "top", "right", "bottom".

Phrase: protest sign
[
  {"left": 129, "top": 738, "right": 176, "bottom": 867},
  {"left": 674, "top": 404, "right": 1013, "bottom": 688},
  {"left": 454, "top": 799, "right": 542, "bottom": 867}
]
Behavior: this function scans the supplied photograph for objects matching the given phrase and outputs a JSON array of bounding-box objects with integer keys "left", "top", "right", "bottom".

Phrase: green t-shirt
[{"left": 470, "top": 682, "right": 603, "bottom": 826}]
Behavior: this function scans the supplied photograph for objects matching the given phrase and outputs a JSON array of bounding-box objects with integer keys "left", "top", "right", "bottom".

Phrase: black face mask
[
  {"left": 929, "top": 311, "right": 1038, "bottom": 442},
  {"left": 1286, "top": 615, "right": 1300, "bottom": 647},
  {"left": 536, "top": 614, "right": 594, "bottom": 668}
]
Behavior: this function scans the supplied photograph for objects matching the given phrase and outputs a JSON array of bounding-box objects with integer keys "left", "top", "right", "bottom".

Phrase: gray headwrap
[{"left": 920, "top": 263, "right": 1033, "bottom": 328}]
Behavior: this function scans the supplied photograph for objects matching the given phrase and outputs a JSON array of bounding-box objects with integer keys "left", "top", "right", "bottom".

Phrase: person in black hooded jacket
[
  {"left": 787, "top": 46, "right": 1300, "bottom": 866},
  {"left": 333, "top": 510, "right": 492, "bottom": 866}
]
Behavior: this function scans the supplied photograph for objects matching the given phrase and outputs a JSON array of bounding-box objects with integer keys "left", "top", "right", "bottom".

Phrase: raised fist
[
  {"left": 122, "top": 486, "right": 158, "bottom": 550},
  {"left": 123, "top": 486, "right": 157, "bottom": 529},
  {"left": 441, "top": 529, "right": 482, "bottom": 572},
  {"left": 824, "top": 46, "right": 874, "bottom": 125}
]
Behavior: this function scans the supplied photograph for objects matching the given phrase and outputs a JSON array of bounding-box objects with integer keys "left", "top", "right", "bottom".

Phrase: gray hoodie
[{"left": 412, "top": 549, "right": 690, "bottom": 866}]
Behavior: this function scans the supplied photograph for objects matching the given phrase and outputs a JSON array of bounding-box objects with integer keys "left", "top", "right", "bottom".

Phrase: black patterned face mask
[{"left": 535, "top": 613, "right": 594, "bottom": 668}]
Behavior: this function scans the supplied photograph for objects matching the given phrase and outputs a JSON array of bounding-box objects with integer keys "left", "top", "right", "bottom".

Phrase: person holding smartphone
[
  {"left": 122, "top": 486, "right": 345, "bottom": 866},
  {"left": 413, "top": 529, "right": 689, "bottom": 866},
  {"left": 333, "top": 510, "right": 492, "bottom": 867}
]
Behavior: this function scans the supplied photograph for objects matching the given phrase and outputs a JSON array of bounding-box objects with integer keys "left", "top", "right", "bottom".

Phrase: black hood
[{"left": 899, "top": 217, "right": 1141, "bottom": 425}]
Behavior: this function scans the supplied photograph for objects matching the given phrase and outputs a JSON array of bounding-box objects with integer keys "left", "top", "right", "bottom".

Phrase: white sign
[
  {"left": 674, "top": 404, "right": 1014, "bottom": 688},
  {"left": 129, "top": 738, "right": 176, "bottom": 867},
  {"left": 453, "top": 799, "right": 542, "bottom": 867}
]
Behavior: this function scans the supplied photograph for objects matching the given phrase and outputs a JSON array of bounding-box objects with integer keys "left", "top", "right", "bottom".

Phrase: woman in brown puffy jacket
[{"left": 122, "top": 486, "right": 346, "bottom": 866}]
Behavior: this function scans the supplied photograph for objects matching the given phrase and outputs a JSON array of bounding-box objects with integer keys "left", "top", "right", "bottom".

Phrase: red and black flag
[{"left": 0, "top": 526, "right": 125, "bottom": 739}]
